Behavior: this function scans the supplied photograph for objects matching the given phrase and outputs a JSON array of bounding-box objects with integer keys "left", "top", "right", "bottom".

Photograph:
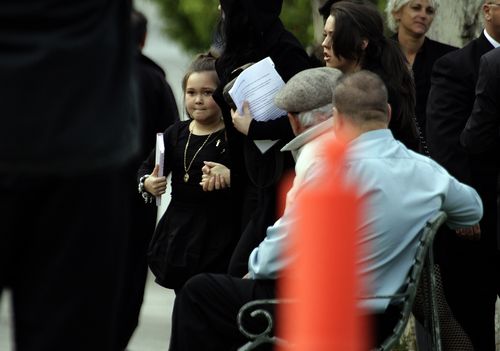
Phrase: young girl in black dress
[{"left": 137, "top": 54, "right": 235, "bottom": 291}]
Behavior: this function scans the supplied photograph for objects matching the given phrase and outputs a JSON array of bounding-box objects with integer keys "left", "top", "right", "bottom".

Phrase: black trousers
[
  {"left": 168, "top": 273, "right": 399, "bottom": 351},
  {"left": 169, "top": 273, "right": 276, "bottom": 351},
  {"left": 431, "top": 159, "right": 499, "bottom": 351},
  {"left": 0, "top": 170, "right": 132, "bottom": 351},
  {"left": 435, "top": 226, "right": 498, "bottom": 351}
]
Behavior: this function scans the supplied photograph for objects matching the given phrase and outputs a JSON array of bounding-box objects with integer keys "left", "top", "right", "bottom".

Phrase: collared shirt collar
[
  {"left": 280, "top": 118, "right": 334, "bottom": 153},
  {"left": 484, "top": 29, "right": 500, "bottom": 48},
  {"left": 350, "top": 128, "right": 392, "bottom": 144}
]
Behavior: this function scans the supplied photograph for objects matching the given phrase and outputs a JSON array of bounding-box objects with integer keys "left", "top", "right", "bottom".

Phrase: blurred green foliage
[
  {"left": 150, "top": 0, "right": 385, "bottom": 53},
  {"left": 281, "top": 0, "right": 316, "bottom": 48},
  {"left": 151, "top": 0, "right": 220, "bottom": 53}
]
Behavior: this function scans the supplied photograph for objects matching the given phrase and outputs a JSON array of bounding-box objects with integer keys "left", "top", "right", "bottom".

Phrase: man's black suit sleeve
[
  {"left": 426, "top": 53, "right": 473, "bottom": 182},
  {"left": 461, "top": 52, "right": 500, "bottom": 154}
]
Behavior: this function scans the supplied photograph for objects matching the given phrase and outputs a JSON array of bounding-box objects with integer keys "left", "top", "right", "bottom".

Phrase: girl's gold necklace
[{"left": 183, "top": 128, "right": 214, "bottom": 183}]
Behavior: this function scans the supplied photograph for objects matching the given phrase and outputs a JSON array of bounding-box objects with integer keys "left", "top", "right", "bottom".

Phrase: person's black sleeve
[
  {"left": 426, "top": 53, "right": 473, "bottom": 182},
  {"left": 460, "top": 54, "right": 500, "bottom": 154},
  {"left": 247, "top": 116, "right": 295, "bottom": 141},
  {"left": 137, "top": 147, "right": 156, "bottom": 182},
  {"left": 136, "top": 122, "right": 179, "bottom": 182}
]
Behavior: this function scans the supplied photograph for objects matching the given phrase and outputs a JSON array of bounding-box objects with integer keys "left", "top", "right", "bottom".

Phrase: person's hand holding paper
[
  {"left": 228, "top": 57, "right": 286, "bottom": 121},
  {"left": 231, "top": 101, "right": 252, "bottom": 135},
  {"left": 228, "top": 57, "right": 287, "bottom": 153}
]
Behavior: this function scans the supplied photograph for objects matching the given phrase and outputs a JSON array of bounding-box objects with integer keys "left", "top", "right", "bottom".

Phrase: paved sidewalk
[
  {"left": 0, "top": 290, "right": 13, "bottom": 350},
  {"left": 128, "top": 274, "right": 175, "bottom": 351}
]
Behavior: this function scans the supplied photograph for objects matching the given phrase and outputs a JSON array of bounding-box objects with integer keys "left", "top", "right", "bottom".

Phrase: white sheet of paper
[
  {"left": 228, "top": 57, "right": 286, "bottom": 122},
  {"left": 155, "top": 133, "right": 165, "bottom": 207},
  {"left": 228, "top": 57, "right": 286, "bottom": 154}
]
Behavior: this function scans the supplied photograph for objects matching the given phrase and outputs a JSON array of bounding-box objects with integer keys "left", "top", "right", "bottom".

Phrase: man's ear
[
  {"left": 332, "top": 107, "right": 342, "bottom": 131},
  {"left": 392, "top": 9, "right": 401, "bottom": 22},
  {"left": 288, "top": 112, "right": 300, "bottom": 136},
  {"left": 386, "top": 103, "right": 392, "bottom": 125},
  {"left": 483, "top": 3, "right": 492, "bottom": 22}
]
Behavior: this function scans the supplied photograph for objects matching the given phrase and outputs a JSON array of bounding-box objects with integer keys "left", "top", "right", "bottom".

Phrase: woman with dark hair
[
  {"left": 322, "top": 1, "right": 420, "bottom": 150},
  {"left": 211, "top": 0, "right": 311, "bottom": 277}
]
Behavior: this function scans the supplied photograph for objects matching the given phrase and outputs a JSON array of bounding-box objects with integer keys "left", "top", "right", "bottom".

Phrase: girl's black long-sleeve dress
[{"left": 137, "top": 120, "right": 235, "bottom": 289}]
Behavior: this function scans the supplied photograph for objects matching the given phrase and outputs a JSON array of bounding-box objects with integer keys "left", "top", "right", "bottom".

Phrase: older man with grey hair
[{"left": 168, "top": 67, "right": 343, "bottom": 351}]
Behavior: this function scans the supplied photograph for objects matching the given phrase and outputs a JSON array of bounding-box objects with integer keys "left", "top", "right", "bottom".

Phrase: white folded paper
[
  {"left": 155, "top": 133, "right": 165, "bottom": 207},
  {"left": 228, "top": 57, "right": 286, "bottom": 153}
]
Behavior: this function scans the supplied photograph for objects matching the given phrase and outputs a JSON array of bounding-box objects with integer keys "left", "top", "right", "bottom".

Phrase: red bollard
[{"left": 277, "top": 138, "right": 370, "bottom": 351}]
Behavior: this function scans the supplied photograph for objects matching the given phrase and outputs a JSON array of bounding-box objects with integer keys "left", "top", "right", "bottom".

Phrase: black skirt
[{"left": 148, "top": 199, "right": 235, "bottom": 289}]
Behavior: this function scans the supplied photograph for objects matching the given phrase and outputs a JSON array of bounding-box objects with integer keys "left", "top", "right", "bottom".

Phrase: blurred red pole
[{"left": 277, "top": 138, "right": 370, "bottom": 351}]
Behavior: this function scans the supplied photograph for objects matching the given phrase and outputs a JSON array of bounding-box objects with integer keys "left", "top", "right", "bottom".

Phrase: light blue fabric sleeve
[
  {"left": 247, "top": 146, "right": 324, "bottom": 280},
  {"left": 442, "top": 172, "right": 483, "bottom": 229},
  {"left": 247, "top": 215, "right": 295, "bottom": 279}
]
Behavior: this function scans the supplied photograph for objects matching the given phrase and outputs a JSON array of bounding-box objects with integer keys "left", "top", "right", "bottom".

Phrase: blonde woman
[{"left": 386, "top": 0, "right": 456, "bottom": 138}]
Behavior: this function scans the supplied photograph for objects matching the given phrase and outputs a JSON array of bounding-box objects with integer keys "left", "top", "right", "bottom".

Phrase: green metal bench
[{"left": 237, "top": 211, "right": 448, "bottom": 351}]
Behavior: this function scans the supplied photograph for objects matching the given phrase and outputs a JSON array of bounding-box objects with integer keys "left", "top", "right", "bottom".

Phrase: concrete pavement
[{"left": 127, "top": 273, "right": 176, "bottom": 350}]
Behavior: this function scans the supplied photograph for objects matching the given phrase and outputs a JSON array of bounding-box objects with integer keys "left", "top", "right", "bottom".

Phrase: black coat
[
  {"left": 0, "top": 0, "right": 138, "bottom": 175},
  {"left": 135, "top": 52, "right": 179, "bottom": 163},
  {"left": 213, "top": 18, "right": 311, "bottom": 276},
  {"left": 461, "top": 46, "right": 500, "bottom": 155},
  {"left": 410, "top": 37, "right": 457, "bottom": 138},
  {"left": 426, "top": 32, "right": 498, "bottom": 351},
  {"left": 426, "top": 33, "right": 494, "bottom": 183},
  {"left": 389, "top": 35, "right": 456, "bottom": 147},
  {"left": 213, "top": 19, "right": 311, "bottom": 208}
]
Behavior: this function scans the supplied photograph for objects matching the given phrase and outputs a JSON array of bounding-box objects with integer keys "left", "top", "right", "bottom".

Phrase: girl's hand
[
  {"left": 201, "top": 173, "right": 227, "bottom": 191},
  {"left": 231, "top": 101, "right": 252, "bottom": 136},
  {"left": 144, "top": 164, "right": 167, "bottom": 196},
  {"left": 200, "top": 161, "right": 230, "bottom": 191}
]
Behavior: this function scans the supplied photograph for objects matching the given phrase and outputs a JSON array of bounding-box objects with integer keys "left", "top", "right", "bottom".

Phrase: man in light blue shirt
[
  {"left": 249, "top": 72, "right": 482, "bottom": 307},
  {"left": 168, "top": 70, "right": 483, "bottom": 351}
]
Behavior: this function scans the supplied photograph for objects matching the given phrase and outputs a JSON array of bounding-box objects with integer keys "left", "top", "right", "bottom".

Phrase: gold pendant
[{"left": 184, "top": 173, "right": 189, "bottom": 183}]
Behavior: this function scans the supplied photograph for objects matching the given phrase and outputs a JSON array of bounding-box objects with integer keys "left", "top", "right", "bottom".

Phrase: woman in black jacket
[
  {"left": 212, "top": 0, "right": 311, "bottom": 277},
  {"left": 385, "top": 0, "right": 456, "bottom": 140}
]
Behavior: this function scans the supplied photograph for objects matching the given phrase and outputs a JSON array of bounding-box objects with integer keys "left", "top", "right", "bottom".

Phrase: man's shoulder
[
  {"left": 483, "top": 46, "right": 500, "bottom": 65},
  {"left": 433, "top": 43, "right": 467, "bottom": 70},
  {"left": 437, "top": 34, "right": 493, "bottom": 68},
  {"left": 138, "top": 53, "right": 166, "bottom": 78},
  {"left": 348, "top": 132, "right": 446, "bottom": 173}
]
